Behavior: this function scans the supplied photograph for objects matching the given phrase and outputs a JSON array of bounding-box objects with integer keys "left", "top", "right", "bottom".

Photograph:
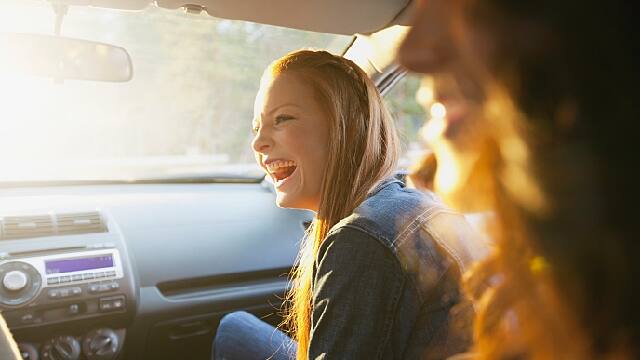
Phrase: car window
[
  {"left": 383, "top": 73, "right": 430, "bottom": 170},
  {"left": 0, "top": 1, "right": 352, "bottom": 182}
]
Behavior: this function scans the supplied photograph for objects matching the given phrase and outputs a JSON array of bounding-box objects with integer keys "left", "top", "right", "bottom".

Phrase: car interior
[{"left": 0, "top": 0, "right": 425, "bottom": 359}]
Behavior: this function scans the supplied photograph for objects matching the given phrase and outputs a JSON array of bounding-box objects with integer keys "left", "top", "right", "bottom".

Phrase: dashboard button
[
  {"left": 58, "top": 288, "right": 70, "bottom": 298},
  {"left": 112, "top": 298, "right": 124, "bottom": 309},
  {"left": 89, "top": 282, "right": 118, "bottom": 294},
  {"left": 99, "top": 295, "right": 125, "bottom": 312},
  {"left": 20, "top": 313, "right": 34, "bottom": 324},
  {"left": 68, "top": 303, "right": 80, "bottom": 315},
  {"left": 59, "top": 275, "right": 71, "bottom": 283},
  {"left": 48, "top": 289, "right": 60, "bottom": 299},
  {"left": 95, "top": 272, "right": 106, "bottom": 279},
  {"left": 71, "top": 274, "right": 83, "bottom": 282},
  {"left": 71, "top": 287, "right": 82, "bottom": 296},
  {"left": 47, "top": 277, "right": 60, "bottom": 285},
  {"left": 106, "top": 270, "right": 117, "bottom": 278},
  {"left": 82, "top": 273, "right": 95, "bottom": 280},
  {"left": 99, "top": 301, "right": 112, "bottom": 312}
]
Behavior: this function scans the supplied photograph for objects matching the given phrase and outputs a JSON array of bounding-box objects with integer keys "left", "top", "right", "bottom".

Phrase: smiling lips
[{"left": 265, "top": 159, "right": 297, "bottom": 184}]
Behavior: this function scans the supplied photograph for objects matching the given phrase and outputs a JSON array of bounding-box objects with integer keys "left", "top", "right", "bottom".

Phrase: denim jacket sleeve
[{"left": 308, "top": 225, "right": 406, "bottom": 360}]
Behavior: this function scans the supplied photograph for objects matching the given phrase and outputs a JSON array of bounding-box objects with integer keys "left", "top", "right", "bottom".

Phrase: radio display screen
[{"left": 45, "top": 255, "right": 114, "bottom": 274}]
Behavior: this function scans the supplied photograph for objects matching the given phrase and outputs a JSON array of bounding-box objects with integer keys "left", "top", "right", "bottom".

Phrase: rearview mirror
[{"left": 0, "top": 33, "right": 133, "bottom": 82}]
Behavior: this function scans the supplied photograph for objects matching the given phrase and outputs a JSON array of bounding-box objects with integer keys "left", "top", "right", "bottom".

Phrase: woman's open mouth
[{"left": 265, "top": 160, "right": 298, "bottom": 188}]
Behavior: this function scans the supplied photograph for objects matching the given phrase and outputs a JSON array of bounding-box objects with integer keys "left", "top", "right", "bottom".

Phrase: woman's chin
[
  {"left": 275, "top": 192, "right": 296, "bottom": 209},
  {"left": 275, "top": 192, "right": 315, "bottom": 211}
]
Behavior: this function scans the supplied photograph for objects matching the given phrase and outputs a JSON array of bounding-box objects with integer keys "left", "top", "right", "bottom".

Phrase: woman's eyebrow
[{"left": 265, "top": 103, "right": 302, "bottom": 116}]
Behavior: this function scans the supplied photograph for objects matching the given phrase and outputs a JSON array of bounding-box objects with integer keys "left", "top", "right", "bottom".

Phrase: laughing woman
[{"left": 212, "top": 50, "right": 486, "bottom": 360}]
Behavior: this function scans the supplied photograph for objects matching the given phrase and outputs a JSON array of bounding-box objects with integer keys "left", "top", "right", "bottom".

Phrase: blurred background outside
[{"left": 0, "top": 1, "right": 428, "bottom": 182}]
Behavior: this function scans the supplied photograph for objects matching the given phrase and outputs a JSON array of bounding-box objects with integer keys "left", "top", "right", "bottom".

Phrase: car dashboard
[{"left": 0, "top": 181, "right": 312, "bottom": 360}]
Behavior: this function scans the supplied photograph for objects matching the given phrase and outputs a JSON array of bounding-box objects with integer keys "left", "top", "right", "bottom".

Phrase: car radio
[
  {"left": 0, "top": 248, "right": 124, "bottom": 308},
  {"left": 0, "top": 246, "right": 134, "bottom": 332}
]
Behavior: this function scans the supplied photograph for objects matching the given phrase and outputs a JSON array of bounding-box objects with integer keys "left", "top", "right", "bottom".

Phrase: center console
[{"left": 0, "top": 211, "right": 136, "bottom": 360}]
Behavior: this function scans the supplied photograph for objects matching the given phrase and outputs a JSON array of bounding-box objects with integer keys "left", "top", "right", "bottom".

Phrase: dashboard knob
[
  {"left": 0, "top": 261, "right": 41, "bottom": 306},
  {"left": 82, "top": 328, "right": 120, "bottom": 360},
  {"left": 40, "top": 336, "right": 81, "bottom": 360},
  {"left": 18, "top": 342, "right": 39, "bottom": 360},
  {"left": 3, "top": 270, "right": 28, "bottom": 291}
]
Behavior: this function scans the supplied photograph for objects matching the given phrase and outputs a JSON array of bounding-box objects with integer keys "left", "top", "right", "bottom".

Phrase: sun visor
[
  {"left": 54, "top": 0, "right": 414, "bottom": 35},
  {"left": 157, "top": 0, "right": 412, "bottom": 34},
  {"left": 47, "top": 0, "right": 149, "bottom": 10}
]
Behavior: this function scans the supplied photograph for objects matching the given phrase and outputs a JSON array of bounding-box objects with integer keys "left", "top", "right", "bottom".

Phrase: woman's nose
[{"left": 251, "top": 127, "right": 273, "bottom": 154}]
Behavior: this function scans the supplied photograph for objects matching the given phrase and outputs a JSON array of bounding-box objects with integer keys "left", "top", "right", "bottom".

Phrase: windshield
[{"left": 0, "top": 1, "right": 352, "bottom": 182}]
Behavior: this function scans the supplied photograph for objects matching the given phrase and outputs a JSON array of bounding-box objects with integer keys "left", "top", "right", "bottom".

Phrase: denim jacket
[{"left": 309, "top": 179, "right": 488, "bottom": 359}]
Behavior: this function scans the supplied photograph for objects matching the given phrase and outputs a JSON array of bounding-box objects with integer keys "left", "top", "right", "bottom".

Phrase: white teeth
[{"left": 265, "top": 160, "right": 296, "bottom": 172}]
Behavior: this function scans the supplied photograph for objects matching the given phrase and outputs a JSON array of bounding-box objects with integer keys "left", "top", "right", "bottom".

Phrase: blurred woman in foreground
[
  {"left": 399, "top": 0, "right": 638, "bottom": 358},
  {"left": 407, "top": 74, "right": 491, "bottom": 215}
]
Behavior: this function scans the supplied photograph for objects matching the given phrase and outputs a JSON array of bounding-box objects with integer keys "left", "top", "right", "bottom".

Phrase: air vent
[
  {"left": 1, "top": 215, "right": 55, "bottom": 239},
  {"left": 0, "top": 211, "right": 108, "bottom": 240},
  {"left": 56, "top": 212, "right": 107, "bottom": 235}
]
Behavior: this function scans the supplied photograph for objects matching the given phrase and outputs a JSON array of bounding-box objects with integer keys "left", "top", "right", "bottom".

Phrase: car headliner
[{"left": 47, "top": 0, "right": 416, "bottom": 35}]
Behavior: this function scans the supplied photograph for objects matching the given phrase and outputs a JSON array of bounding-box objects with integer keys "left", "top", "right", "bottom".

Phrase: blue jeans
[{"left": 212, "top": 311, "right": 297, "bottom": 360}]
